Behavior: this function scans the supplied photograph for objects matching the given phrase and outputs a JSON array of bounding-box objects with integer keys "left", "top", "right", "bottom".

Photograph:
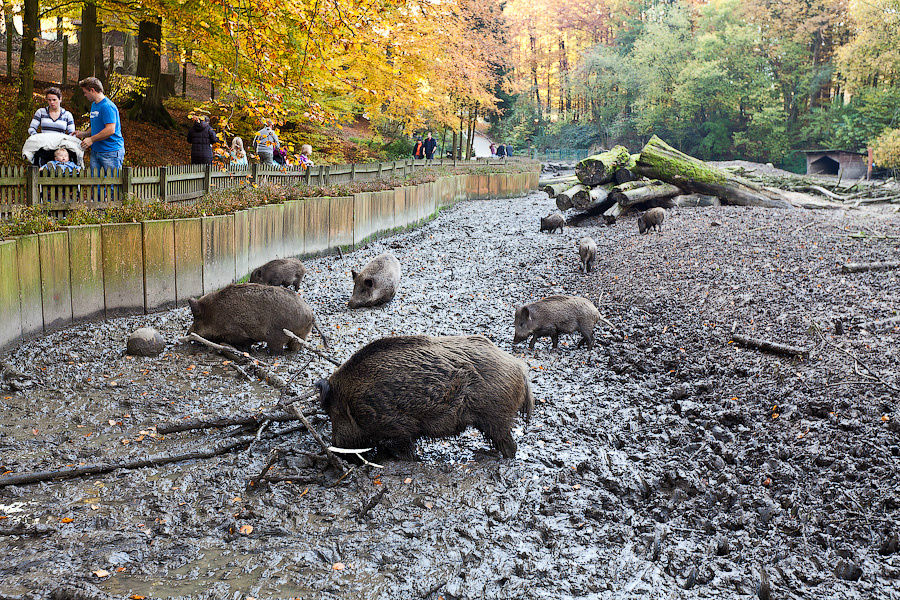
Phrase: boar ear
[
  {"left": 188, "top": 298, "right": 201, "bottom": 317},
  {"left": 364, "top": 278, "right": 374, "bottom": 288},
  {"left": 520, "top": 306, "right": 530, "bottom": 320},
  {"left": 315, "top": 378, "right": 332, "bottom": 411},
  {"left": 350, "top": 269, "right": 358, "bottom": 281}
]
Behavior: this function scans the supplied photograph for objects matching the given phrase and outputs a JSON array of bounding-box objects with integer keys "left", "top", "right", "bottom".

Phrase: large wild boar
[
  {"left": 514, "top": 295, "right": 600, "bottom": 350},
  {"left": 348, "top": 253, "right": 401, "bottom": 308},
  {"left": 637, "top": 207, "right": 666, "bottom": 234},
  {"left": 578, "top": 237, "right": 597, "bottom": 273},
  {"left": 540, "top": 212, "right": 565, "bottom": 234},
  {"left": 317, "top": 335, "right": 534, "bottom": 459},
  {"left": 188, "top": 283, "right": 325, "bottom": 353},
  {"left": 249, "top": 258, "right": 307, "bottom": 289}
]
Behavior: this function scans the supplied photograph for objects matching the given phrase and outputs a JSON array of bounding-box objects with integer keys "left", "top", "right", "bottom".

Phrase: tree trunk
[
  {"left": 130, "top": 17, "right": 173, "bottom": 126},
  {"left": 575, "top": 146, "right": 634, "bottom": 186},
  {"left": 573, "top": 183, "right": 616, "bottom": 210},
  {"left": 11, "top": 0, "right": 38, "bottom": 152},
  {"left": 555, "top": 184, "right": 588, "bottom": 210},
  {"left": 73, "top": 1, "right": 101, "bottom": 113},
  {"left": 609, "top": 180, "right": 681, "bottom": 208},
  {"left": 636, "top": 136, "right": 794, "bottom": 209},
  {"left": 123, "top": 32, "right": 135, "bottom": 73},
  {"left": 4, "top": 0, "right": 14, "bottom": 78},
  {"left": 94, "top": 24, "right": 106, "bottom": 84},
  {"left": 451, "top": 129, "right": 457, "bottom": 161}
]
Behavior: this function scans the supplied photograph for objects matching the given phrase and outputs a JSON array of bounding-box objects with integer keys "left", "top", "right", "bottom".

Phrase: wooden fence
[
  {"left": 0, "top": 157, "right": 519, "bottom": 220},
  {"left": 0, "top": 169, "right": 539, "bottom": 351}
]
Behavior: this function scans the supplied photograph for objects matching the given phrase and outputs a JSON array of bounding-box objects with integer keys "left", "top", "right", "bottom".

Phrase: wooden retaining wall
[{"left": 0, "top": 171, "right": 538, "bottom": 351}]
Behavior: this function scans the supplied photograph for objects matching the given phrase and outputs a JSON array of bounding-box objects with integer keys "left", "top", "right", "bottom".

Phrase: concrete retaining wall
[{"left": 0, "top": 170, "right": 537, "bottom": 351}]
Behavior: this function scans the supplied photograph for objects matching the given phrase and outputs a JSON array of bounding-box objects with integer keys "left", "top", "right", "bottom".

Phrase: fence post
[
  {"left": 122, "top": 166, "right": 133, "bottom": 201},
  {"left": 203, "top": 164, "right": 212, "bottom": 195},
  {"left": 377, "top": 161, "right": 383, "bottom": 180},
  {"left": 350, "top": 162, "right": 356, "bottom": 182},
  {"left": 250, "top": 162, "right": 260, "bottom": 188},
  {"left": 25, "top": 166, "right": 38, "bottom": 206},
  {"left": 159, "top": 166, "right": 168, "bottom": 201},
  {"left": 324, "top": 165, "right": 331, "bottom": 186}
]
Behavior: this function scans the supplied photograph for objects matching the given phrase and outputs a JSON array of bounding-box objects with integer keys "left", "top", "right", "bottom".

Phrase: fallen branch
[
  {"left": 841, "top": 261, "right": 900, "bottom": 273},
  {"left": 0, "top": 436, "right": 254, "bottom": 488},
  {"left": 284, "top": 398, "right": 348, "bottom": 474},
  {"left": 179, "top": 333, "right": 296, "bottom": 392},
  {"left": 811, "top": 324, "right": 900, "bottom": 393},
  {"left": 859, "top": 315, "right": 900, "bottom": 334},
  {"left": 731, "top": 334, "right": 810, "bottom": 357},
  {"left": 356, "top": 486, "right": 389, "bottom": 520},
  {"left": 0, "top": 524, "right": 56, "bottom": 536},
  {"left": 282, "top": 329, "right": 342, "bottom": 366},
  {"left": 247, "top": 448, "right": 282, "bottom": 490},
  {"left": 157, "top": 405, "right": 318, "bottom": 435}
]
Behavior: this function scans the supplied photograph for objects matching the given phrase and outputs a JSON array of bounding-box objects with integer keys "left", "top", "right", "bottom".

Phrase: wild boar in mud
[
  {"left": 514, "top": 295, "right": 600, "bottom": 350},
  {"left": 578, "top": 237, "right": 597, "bottom": 273},
  {"left": 316, "top": 335, "right": 534, "bottom": 459},
  {"left": 540, "top": 212, "right": 565, "bottom": 234},
  {"left": 638, "top": 207, "right": 666, "bottom": 234},
  {"left": 249, "top": 258, "right": 307, "bottom": 289},
  {"left": 348, "top": 253, "right": 401, "bottom": 308},
  {"left": 188, "top": 283, "right": 325, "bottom": 353}
]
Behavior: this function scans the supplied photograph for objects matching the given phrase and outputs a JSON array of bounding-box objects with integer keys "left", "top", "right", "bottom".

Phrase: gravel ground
[{"left": 1, "top": 192, "right": 899, "bottom": 600}]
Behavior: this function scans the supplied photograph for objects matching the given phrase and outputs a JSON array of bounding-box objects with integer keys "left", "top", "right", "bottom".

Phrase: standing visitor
[
  {"left": 230, "top": 137, "right": 248, "bottom": 167},
  {"left": 28, "top": 87, "right": 76, "bottom": 137},
  {"left": 423, "top": 132, "right": 437, "bottom": 161},
  {"left": 505, "top": 143, "right": 514, "bottom": 158},
  {"left": 489, "top": 143, "right": 496, "bottom": 157},
  {"left": 412, "top": 136, "right": 424, "bottom": 159},
  {"left": 74, "top": 77, "right": 125, "bottom": 171},
  {"left": 253, "top": 119, "right": 280, "bottom": 165},
  {"left": 187, "top": 114, "right": 219, "bottom": 165},
  {"left": 496, "top": 142, "right": 506, "bottom": 159}
]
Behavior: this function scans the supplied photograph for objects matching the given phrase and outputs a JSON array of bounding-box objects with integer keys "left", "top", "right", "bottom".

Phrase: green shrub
[{"left": 873, "top": 128, "right": 900, "bottom": 170}]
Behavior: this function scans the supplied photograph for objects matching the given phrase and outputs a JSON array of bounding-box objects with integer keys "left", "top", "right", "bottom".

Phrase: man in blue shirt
[{"left": 75, "top": 77, "right": 125, "bottom": 171}]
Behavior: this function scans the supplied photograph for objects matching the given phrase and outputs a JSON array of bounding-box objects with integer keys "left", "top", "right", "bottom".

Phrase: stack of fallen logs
[{"left": 541, "top": 136, "right": 795, "bottom": 220}]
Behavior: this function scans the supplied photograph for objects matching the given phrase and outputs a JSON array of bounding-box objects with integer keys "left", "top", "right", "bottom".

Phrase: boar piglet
[
  {"left": 540, "top": 212, "right": 565, "bottom": 234},
  {"left": 348, "top": 253, "right": 401, "bottom": 308},
  {"left": 317, "top": 335, "right": 534, "bottom": 459},
  {"left": 578, "top": 237, "right": 597, "bottom": 273},
  {"left": 514, "top": 295, "right": 600, "bottom": 350},
  {"left": 188, "top": 283, "right": 325, "bottom": 353},
  {"left": 637, "top": 207, "right": 666, "bottom": 234},
  {"left": 249, "top": 258, "right": 307, "bottom": 289}
]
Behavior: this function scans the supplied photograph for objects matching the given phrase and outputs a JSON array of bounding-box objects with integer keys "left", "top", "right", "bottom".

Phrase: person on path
[
  {"left": 505, "top": 143, "right": 513, "bottom": 158},
  {"left": 230, "top": 137, "right": 248, "bottom": 167},
  {"left": 253, "top": 120, "right": 280, "bottom": 165},
  {"left": 489, "top": 143, "right": 496, "bottom": 157},
  {"left": 74, "top": 77, "right": 125, "bottom": 171},
  {"left": 496, "top": 143, "right": 506, "bottom": 159},
  {"left": 298, "top": 144, "right": 315, "bottom": 167},
  {"left": 40, "top": 147, "right": 80, "bottom": 173},
  {"left": 28, "top": 87, "right": 76, "bottom": 137},
  {"left": 423, "top": 132, "right": 437, "bottom": 161},
  {"left": 413, "top": 136, "right": 424, "bottom": 159},
  {"left": 187, "top": 114, "right": 219, "bottom": 165}
]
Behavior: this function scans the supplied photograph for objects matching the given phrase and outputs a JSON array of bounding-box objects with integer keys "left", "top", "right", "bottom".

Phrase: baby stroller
[{"left": 22, "top": 132, "right": 85, "bottom": 168}]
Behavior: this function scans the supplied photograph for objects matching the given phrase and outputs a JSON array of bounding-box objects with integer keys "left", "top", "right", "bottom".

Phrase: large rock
[{"left": 127, "top": 327, "right": 165, "bottom": 357}]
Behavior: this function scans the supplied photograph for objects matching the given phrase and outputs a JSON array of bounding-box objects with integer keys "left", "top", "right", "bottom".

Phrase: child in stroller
[
  {"left": 40, "top": 148, "right": 81, "bottom": 172},
  {"left": 22, "top": 131, "right": 85, "bottom": 169}
]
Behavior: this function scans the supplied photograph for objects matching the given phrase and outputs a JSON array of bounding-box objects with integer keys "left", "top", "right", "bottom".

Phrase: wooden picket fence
[{"left": 0, "top": 157, "right": 516, "bottom": 220}]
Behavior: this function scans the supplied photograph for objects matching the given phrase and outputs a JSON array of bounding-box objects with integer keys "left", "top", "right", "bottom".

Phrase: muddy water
[{"left": 1, "top": 193, "right": 899, "bottom": 599}]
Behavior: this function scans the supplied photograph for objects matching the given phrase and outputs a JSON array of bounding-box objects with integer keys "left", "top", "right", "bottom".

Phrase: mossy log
[
  {"left": 575, "top": 146, "right": 635, "bottom": 186},
  {"left": 636, "top": 136, "right": 793, "bottom": 209},
  {"left": 555, "top": 184, "right": 588, "bottom": 210},
  {"left": 610, "top": 180, "right": 682, "bottom": 208},
  {"left": 572, "top": 183, "right": 616, "bottom": 210},
  {"left": 541, "top": 179, "right": 578, "bottom": 199}
]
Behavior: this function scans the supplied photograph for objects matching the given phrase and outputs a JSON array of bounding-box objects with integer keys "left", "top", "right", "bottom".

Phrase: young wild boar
[
  {"left": 578, "top": 236, "right": 598, "bottom": 273},
  {"left": 514, "top": 295, "right": 600, "bottom": 350},
  {"left": 348, "top": 253, "right": 401, "bottom": 308},
  {"left": 249, "top": 258, "right": 307, "bottom": 289},
  {"left": 540, "top": 212, "right": 565, "bottom": 234},
  {"left": 317, "top": 335, "right": 534, "bottom": 459},
  {"left": 188, "top": 283, "right": 324, "bottom": 353},
  {"left": 637, "top": 207, "right": 666, "bottom": 234}
]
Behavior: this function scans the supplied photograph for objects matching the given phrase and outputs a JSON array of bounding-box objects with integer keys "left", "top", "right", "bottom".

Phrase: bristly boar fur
[
  {"left": 188, "top": 283, "right": 325, "bottom": 353},
  {"left": 348, "top": 253, "right": 401, "bottom": 308},
  {"left": 249, "top": 258, "right": 307, "bottom": 289},
  {"left": 514, "top": 295, "right": 601, "bottom": 350},
  {"left": 578, "top": 237, "right": 597, "bottom": 273},
  {"left": 637, "top": 207, "right": 666, "bottom": 234},
  {"left": 317, "top": 335, "right": 534, "bottom": 459},
  {"left": 540, "top": 212, "right": 565, "bottom": 234}
]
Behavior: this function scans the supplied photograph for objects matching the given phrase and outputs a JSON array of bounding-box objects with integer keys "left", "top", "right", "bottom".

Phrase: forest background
[{"left": 0, "top": 0, "right": 898, "bottom": 172}]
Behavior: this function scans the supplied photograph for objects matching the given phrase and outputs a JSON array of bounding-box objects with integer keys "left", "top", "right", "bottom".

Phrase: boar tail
[
  {"left": 312, "top": 315, "right": 330, "bottom": 348},
  {"left": 521, "top": 370, "right": 534, "bottom": 424}
]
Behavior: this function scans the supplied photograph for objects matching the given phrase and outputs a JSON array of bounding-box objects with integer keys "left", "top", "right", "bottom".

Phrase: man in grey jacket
[{"left": 253, "top": 120, "right": 280, "bottom": 165}]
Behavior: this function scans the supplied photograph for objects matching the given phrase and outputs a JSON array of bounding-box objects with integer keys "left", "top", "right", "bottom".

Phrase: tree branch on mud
[
  {"left": 179, "top": 333, "right": 301, "bottom": 393},
  {"left": 811, "top": 325, "right": 900, "bottom": 393},
  {"left": 157, "top": 406, "right": 320, "bottom": 435},
  {"left": 731, "top": 334, "right": 810, "bottom": 357},
  {"left": 356, "top": 486, "right": 389, "bottom": 520},
  {"left": 841, "top": 261, "right": 900, "bottom": 273},
  {"left": 281, "top": 329, "right": 342, "bottom": 366}
]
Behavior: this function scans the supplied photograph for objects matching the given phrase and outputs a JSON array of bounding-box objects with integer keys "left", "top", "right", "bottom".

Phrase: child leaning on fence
[{"left": 40, "top": 148, "right": 81, "bottom": 173}]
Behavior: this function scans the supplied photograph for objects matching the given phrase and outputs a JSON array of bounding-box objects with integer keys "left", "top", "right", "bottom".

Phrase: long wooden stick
[
  {"left": 731, "top": 334, "right": 809, "bottom": 357},
  {"left": 157, "top": 406, "right": 319, "bottom": 435},
  {"left": 282, "top": 329, "right": 342, "bottom": 366},
  {"left": 179, "top": 333, "right": 295, "bottom": 391},
  {"left": 841, "top": 261, "right": 900, "bottom": 273}
]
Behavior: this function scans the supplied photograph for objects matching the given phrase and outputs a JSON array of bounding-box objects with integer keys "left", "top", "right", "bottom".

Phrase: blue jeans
[{"left": 89, "top": 148, "right": 125, "bottom": 200}]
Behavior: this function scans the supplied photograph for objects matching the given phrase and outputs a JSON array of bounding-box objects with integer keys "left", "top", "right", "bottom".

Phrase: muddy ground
[{"left": 1, "top": 192, "right": 899, "bottom": 600}]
